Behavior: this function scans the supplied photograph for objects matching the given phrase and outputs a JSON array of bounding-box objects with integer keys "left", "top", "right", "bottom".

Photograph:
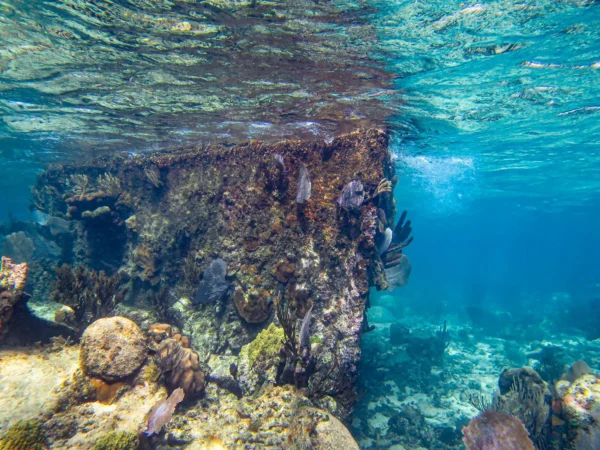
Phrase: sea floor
[
  {"left": 0, "top": 339, "right": 79, "bottom": 430},
  {"left": 352, "top": 294, "right": 600, "bottom": 449}
]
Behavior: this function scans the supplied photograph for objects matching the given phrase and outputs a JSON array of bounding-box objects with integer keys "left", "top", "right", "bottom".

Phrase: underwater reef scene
[
  {"left": 1, "top": 129, "right": 403, "bottom": 448},
  {"left": 1, "top": 0, "right": 600, "bottom": 449}
]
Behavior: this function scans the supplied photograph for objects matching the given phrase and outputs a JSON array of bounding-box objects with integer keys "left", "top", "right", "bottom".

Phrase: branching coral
[
  {"left": 50, "top": 264, "right": 126, "bottom": 331},
  {"left": 96, "top": 173, "right": 122, "bottom": 197},
  {"left": 275, "top": 290, "right": 314, "bottom": 389}
]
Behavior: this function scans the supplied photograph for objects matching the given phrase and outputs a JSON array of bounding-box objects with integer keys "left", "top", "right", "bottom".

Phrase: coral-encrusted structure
[
  {"left": 31, "top": 129, "right": 396, "bottom": 416},
  {"left": 0, "top": 256, "right": 28, "bottom": 340}
]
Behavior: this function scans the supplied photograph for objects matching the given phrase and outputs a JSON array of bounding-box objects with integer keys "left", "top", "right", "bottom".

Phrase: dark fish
[
  {"left": 193, "top": 258, "right": 228, "bottom": 305},
  {"left": 296, "top": 164, "right": 311, "bottom": 204}
]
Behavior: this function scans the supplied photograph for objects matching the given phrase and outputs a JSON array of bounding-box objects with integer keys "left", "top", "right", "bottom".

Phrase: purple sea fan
[
  {"left": 145, "top": 387, "right": 185, "bottom": 436},
  {"left": 462, "top": 410, "right": 534, "bottom": 450},
  {"left": 337, "top": 180, "right": 364, "bottom": 210},
  {"left": 384, "top": 253, "right": 412, "bottom": 290}
]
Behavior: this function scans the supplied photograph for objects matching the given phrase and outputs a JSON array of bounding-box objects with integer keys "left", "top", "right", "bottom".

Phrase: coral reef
[
  {"left": 21, "top": 129, "right": 399, "bottom": 432},
  {"left": 80, "top": 317, "right": 148, "bottom": 382}
]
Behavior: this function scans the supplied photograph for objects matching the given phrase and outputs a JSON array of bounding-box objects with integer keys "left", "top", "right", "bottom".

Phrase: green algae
[
  {"left": 91, "top": 430, "right": 139, "bottom": 450},
  {"left": 0, "top": 420, "right": 47, "bottom": 450},
  {"left": 241, "top": 322, "right": 285, "bottom": 367}
]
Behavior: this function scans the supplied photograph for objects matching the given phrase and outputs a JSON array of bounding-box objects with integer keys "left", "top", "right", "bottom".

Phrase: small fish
[
  {"left": 32, "top": 210, "right": 50, "bottom": 226},
  {"left": 145, "top": 388, "right": 185, "bottom": 436},
  {"left": 33, "top": 210, "right": 71, "bottom": 235}
]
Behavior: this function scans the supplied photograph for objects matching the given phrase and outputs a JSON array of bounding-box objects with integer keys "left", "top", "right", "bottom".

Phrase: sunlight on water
[{"left": 393, "top": 141, "right": 476, "bottom": 214}]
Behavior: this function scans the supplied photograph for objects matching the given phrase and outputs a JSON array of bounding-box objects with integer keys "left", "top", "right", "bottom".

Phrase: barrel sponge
[{"left": 0, "top": 420, "right": 47, "bottom": 450}]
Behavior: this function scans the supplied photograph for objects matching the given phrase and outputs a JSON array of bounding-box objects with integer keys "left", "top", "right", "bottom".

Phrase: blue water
[{"left": 1, "top": 0, "right": 600, "bottom": 448}]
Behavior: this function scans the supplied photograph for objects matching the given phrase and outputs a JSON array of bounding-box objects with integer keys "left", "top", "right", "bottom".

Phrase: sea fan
[
  {"left": 193, "top": 258, "right": 228, "bottom": 305},
  {"left": 337, "top": 180, "right": 364, "bottom": 210},
  {"left": 384, "top": 254, "right": 412, "bottom": 290},
  {"left": 299, "top": 304, "right": 313, "bottom": 350}
]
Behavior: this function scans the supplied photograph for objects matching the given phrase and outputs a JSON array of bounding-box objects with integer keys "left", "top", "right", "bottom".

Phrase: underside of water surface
[{"left": 1, "top": 0, "right": 600, "bottom": 449}]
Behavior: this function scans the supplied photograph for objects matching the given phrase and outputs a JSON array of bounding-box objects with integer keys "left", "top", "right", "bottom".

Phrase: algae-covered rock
[
  {"left": 80, "top": 317, "right": 147, "bottom": 382},
  {"left": 314, "top": 409, "right": 360, "bottom": 450},
  {"left": 91, "top": 430, "right": 139, "bottom": 450},
  {"left": 244, "top": 322, "right": 285, "bottom": 367},
  {"left": 0, "top": 420, "right": 47, "bottom": 450},
  {"left": 237, "top": 323, "right": 285, "bottom": 394}
]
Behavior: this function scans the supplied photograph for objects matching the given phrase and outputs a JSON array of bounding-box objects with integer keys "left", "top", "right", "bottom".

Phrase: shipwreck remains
[{"left": 30, "top": 129, "right": 399, "bottom": 418}]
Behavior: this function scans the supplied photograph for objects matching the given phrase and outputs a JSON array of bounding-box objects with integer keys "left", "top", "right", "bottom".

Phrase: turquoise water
[{"left": 1, "top": 0, "right": 600, "bottom": 448}]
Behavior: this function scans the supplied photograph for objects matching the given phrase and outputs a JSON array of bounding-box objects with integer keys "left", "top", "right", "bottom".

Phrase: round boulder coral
[{"left": 80, "top": 316, "right": 147, "bottom": 382}]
